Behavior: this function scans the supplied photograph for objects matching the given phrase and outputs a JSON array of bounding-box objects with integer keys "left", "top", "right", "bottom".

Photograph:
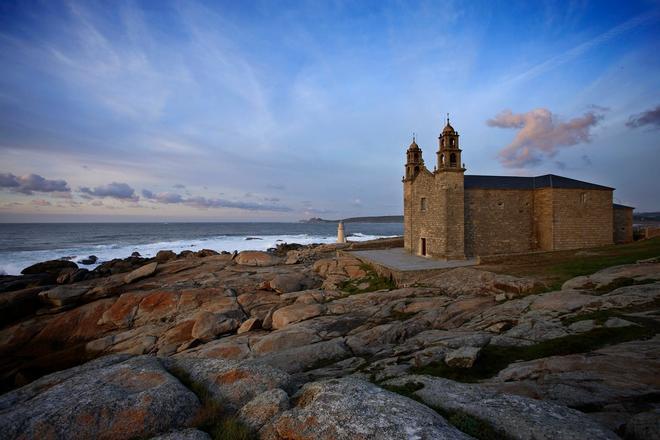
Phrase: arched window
[
  {"left": 450, "top": 153, "right": 456, "bottom": 167},
  {"left": 450, "top": 138, "right": 455, "bottom": 147},
  {"left": 414, "top": 166, "right": 419, "bottom": 173},
  {"left": 440, "top": 154, "right": 445, "bottom": 165}
]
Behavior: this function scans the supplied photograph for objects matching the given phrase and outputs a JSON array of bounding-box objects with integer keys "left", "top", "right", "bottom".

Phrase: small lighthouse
[{"left": 337, "top": 221, "right": 346, "bottom": 243}]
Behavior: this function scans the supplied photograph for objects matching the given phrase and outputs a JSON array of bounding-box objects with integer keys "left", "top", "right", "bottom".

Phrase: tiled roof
[{"left": 464, "top": 174, "right": 614, "bottom": 191}]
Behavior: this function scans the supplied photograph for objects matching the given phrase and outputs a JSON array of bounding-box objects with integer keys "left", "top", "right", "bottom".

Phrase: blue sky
[{"left": 1, "top": 0, "right": 659, "bottom": 221}]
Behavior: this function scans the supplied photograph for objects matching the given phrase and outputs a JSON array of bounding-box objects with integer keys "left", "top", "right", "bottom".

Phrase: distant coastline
[{"left": 299, "top": 215, "right": 404, "bottom": 224}]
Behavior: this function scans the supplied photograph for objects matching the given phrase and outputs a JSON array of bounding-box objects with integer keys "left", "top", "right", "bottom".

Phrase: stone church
[{"left": 403, "top": 118, "right": 633, "bottom": 259}]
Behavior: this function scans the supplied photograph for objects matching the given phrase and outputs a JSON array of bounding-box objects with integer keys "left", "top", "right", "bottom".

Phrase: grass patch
[
  {"left": 168, "top": 367, "right": 255, "bottom": 440},
  {"left": 479, "top": 237, "right": 660, "bottom": 291},
  {"left": 412, "top": 320, "right": 660, "bottom": 382},
  {"left": 382, "top": 382, "right": 510, "bottom": 440},
  {"left": 338, "top": 263, "right": 396, "bottom": 295}
]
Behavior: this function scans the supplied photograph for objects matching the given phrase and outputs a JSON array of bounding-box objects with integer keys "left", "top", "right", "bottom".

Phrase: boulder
[
  {"left": 80, "top": 255, "right": 98, "bottom": 265},
  {"left": 262, "top": 377, "right": 470, "bottom": 439},
  {"left": 196, "top": 249, "right": 219, "bottom": 258},
  {"left": 238, "top": 388, "right": 290, "bottom": 431},
  {"left": 166, "top": 357, "right": 293, "bottom": 411},
  {"left": 38, "top": 285, "right": 89, "bottom": 307},
  {"left": 269, "top": 273, "right": 310, "bottom": 293},
  {"left": 156, "top": 250, "right": 177, "bottom": 263},
  {"left": 0, "top": 355, "right": 201, "bottom": 440},
  {"left": 21, "top": 259, "right": 78, "bottom": 276},
  {"left": 0, "top": 286, "right": 44, "bottom": 326},
  {"left": 385, "top": 375, "right": 618, "bottom": 440},
  {"left": 235, "top": 251, "right": 282, "bottom": 267},
  {"left": 124, "top": 262, "right": 158, "bottom": 284},
  {"left": 150, "top": 429, "right": 211, "bottom": 440},
  {"left": 625, "top": 408, "right": 660, "bottom": 440},
  {"left": 271, "top": 303, "right": 326, "bottom": 330},
  {"left": 562, "top": 262, "right": 660, "bottom": 291},
  {"left": 421, "top": 267, "right": 543, "bottom": 297},
  {"left": 444, "top": 346, "right": 481, "bottom": 368},
  {"left": 237, "top": 317, "right": 261, "bottom": 334},
  {"left": 191, "top": 311, "right": 242, "bottom": 342},
  {"left": 487, "top": 336, "right": 660, "bottom": 410},
  {"left": 56, "top": 268, "right": 90, "bottom": 284}
]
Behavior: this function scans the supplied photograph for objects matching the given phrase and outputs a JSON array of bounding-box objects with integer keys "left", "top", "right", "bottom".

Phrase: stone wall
[
  {"left": 405, "top": 165, "right": 615, "bottom": 257},
  {"left": 644, "top": 227, "right": 660, "bottom": 239},
  {"left": 404, "top": 168, "right": 465, "bottom": 259},
  {"left": 464, "top": 189, "right": 535, "bottom": 256},
  {"left": 551, "top": 188, "right": 613, "bottom": 250},
  {"left": 533, "top": 189, "right": 554, "bottom": 251},
  {"left": 613, "top": 207, "right": 633, "bottom": 244}
]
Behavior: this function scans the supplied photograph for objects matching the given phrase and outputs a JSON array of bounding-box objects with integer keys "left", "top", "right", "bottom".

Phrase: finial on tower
[
  {"left": 446, "top": 113, "right": 450, "bottom": 124},
  {"left": 412, "top": 132, "right": 416, "bottom": 142}
]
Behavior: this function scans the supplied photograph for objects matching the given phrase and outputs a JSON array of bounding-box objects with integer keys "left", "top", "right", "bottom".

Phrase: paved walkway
[{"left": 349, "top": 248, "right": 478, "bottom": 272}]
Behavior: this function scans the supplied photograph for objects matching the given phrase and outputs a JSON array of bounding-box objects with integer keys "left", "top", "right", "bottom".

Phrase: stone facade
[
  {"left": 403, "top": 120, "right": 631, "bottom": 259},
  {"left": 613, "top": 204, "right": 634, "bottom": 244}
]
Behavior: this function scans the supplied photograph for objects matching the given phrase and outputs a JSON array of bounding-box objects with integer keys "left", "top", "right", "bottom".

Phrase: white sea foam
[{"left": 0, "top": 233, "right": 394, "bottom": 275}]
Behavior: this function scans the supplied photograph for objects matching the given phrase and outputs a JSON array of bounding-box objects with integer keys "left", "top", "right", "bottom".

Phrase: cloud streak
[
  {"left": 142, "top": 189, "right": 292, "bottom": 212},
  {"left": 487, "top": 108, "right": 604, "bottom": 168},
  {"left": 80, "top": 182, "right": 138, "bottom": 201},
  {"left": 626, "top": 105, "right": 660, "bottom": 129},
  {"left": 0, "top": 173, "right": 70, "bottom": 195}
]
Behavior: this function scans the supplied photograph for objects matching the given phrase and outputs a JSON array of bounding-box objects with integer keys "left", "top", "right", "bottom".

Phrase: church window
[
  {"left": 450, "top": 153, "right": 457, "bottom": 167},
  {"left": 440, "top": 154, "right": 445, "bottom": 165},
  {"left": 580, "top": 193, "right": 587, "bottom": 204},
  {"left": 451, "top": 138, "right": 455, "bottom": 147},
  {"left": 420, "top": 197, "right": 427, "bottom": 211}
]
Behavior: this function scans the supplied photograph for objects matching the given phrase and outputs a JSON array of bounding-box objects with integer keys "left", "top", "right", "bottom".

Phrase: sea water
[{"left": 0, "top": 222, "right": 403, "bottom": 275}]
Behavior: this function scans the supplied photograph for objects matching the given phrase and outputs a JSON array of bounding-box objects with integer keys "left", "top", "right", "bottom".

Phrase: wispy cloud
[
  {"left": 487, "top": 108, "right": 605, "bottom": 168},
  {"left": 626, "top": 105, "right": 660, "bottom": 129},
  {"left": 504, "top": 11, "right": 659, "bottom": 86}
]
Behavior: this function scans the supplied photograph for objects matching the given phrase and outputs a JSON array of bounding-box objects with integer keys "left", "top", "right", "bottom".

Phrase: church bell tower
[
  {"left": 404, "top": 136, "right": 424, "bottom": 181},
  {"left": 437, "top": 116, "right": 465, "bottom": 172}
]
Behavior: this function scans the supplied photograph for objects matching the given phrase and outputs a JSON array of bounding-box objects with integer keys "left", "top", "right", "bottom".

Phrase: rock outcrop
[{"left": 1, "top": 243, "right": 658, "bottom": 439}]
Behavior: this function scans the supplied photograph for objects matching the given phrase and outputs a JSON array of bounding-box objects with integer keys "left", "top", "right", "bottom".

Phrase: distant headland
[{"left": 299, "top": 215, "right": 404, "bottom": 224}]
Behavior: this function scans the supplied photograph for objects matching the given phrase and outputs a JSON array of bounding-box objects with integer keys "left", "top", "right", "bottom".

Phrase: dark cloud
[
  {"left": 626, "top": 105, "right": 660, "bottom": 129},
  {"left": 79, "top": 182, "right": 138, "bottom": 201},
  {"left": 0, "top": 172, "right": 70, "bottom": 195},
  {"left": 142, "top": 189, "right": 184, "bottom": 204},
  {"left": 487, "top": 108, "right": 604, "bottom": 168}
]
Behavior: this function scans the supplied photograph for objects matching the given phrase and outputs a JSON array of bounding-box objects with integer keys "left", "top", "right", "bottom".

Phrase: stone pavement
[{"left": 349, "top": 248, "right": 478, "bottom": 272}]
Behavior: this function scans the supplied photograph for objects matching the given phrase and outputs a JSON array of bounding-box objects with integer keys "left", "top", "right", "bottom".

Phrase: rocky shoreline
[{"left": 0, "top": 238, "right": 658, "bottom": 439}]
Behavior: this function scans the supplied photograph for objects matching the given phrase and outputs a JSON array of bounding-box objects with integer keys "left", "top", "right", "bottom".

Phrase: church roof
[
  {"left": 464, "top": 174, "right": 614, "bottom": 191},
  {"left": 613, "top": 203, "right": 634, "bottom": 210}
]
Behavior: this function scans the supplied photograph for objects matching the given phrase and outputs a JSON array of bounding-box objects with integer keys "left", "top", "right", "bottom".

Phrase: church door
[{"left": 420, "top": 238, "right": 427, "bottom": 256}]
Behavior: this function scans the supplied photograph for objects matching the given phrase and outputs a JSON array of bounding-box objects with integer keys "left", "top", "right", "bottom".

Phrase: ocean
[{"left": 0, "top": 222, "right": 403, "bottom": 275}]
